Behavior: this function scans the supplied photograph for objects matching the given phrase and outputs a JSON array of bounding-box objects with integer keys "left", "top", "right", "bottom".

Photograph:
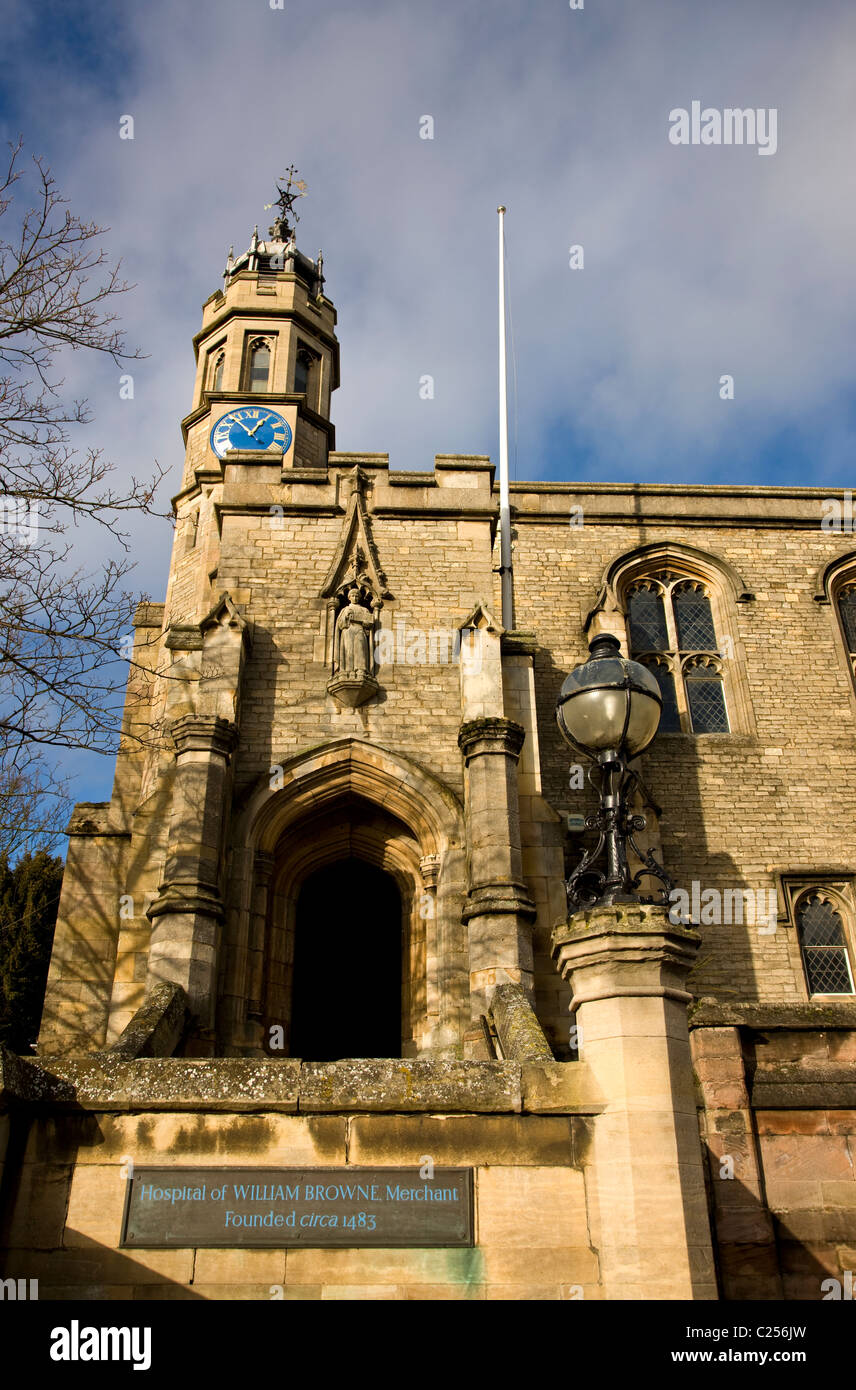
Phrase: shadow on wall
[
  {"left": 534, "top": 633, "right": 762, "bottom": 1008},
  {"left": 37, "top": 751, "right": 179, "bottom": 1056}
]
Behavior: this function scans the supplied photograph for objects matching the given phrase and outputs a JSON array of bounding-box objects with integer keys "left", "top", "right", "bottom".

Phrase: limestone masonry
[{"left": 1, "top": 210, "right": 855, "bottom": 1302}]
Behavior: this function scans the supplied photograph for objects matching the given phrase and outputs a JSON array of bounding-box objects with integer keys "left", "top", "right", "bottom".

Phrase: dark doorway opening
[{"left": 290, "top": 858, "right": 402, "bottom": 1061}]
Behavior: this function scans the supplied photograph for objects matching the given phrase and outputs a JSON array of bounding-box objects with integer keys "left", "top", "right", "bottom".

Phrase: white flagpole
[{"left": 497, "top": 206, "right": 513, "bottom": 629}]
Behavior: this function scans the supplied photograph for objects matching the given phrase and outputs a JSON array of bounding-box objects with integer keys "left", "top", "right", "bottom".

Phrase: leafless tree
[
  {"left": 0, "top": 745, "right": 71, "bottom": 860},
  {"left": 0, "top": 138, "right": 170, "bottom": 777}
]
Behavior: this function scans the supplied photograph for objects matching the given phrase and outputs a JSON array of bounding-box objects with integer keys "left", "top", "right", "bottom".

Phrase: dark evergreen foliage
[{"left": 0, "top": 849, "right": 64, "bottom": 1052}]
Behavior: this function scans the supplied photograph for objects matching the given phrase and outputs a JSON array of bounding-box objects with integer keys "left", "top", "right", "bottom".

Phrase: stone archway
[{"left": 219, "top": 739, "right": 467, "bottom": 1057}]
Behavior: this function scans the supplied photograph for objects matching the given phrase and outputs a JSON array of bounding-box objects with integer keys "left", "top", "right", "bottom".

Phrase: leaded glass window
[
  {"left": 685, "top": 661, "right": 729, "bottom": 733},
  {"left": 626, "top": 574, "right": 730, "bottom": 734},
  {"left": 674, "top": 584, "right": 717, "bottom": 651},
  {"left": 797, "top": 894, "right": 855, "bottom": 995},
  {"left": 211, "top": 352, "right": 225, "bottom": 392},
  {"left": 629, "top": 587, "right": 669, "bottom": 653},
  {"left": 838, "top": 587, "right": 856, "bottom": 691},
  {"left": 642, "top": 659, "right": 681, "bottom": 732}
]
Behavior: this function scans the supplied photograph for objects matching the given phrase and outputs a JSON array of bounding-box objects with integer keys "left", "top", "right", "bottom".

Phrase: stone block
[
  {"left": 184, "top": 1284, "right": 282, "bottom": 1301},
  {"left": 520, "top": 1062, "right": 604, "bottom": 1113},
  {"left": 285, "top": 1247, "right": 486, "bottom": 1286},
  {"left": 348, "top": 1114, "right": 573, "bottom": 1166},
  {"left": 65, "top": 1165, "right": 128, "bottom": 1246},
  {"left": 479, "top": 1245, "right": 601, "bottom": 1286},
  {"left": 24, "top": 1057, "right": 301, "bottom": 1112},
  {"left": 37, "top": 1285, "right": 135, "bottom": 1301},
  {"left": 825, "top": 1110, "right": 856, "bottom": 1135},
  {"left": 398, "top": 1282, "right": 486, "bottom": 1300},
  {"left": 755, "top": 1110, "right": 829, "bottom": 1135},
  {"left": 299, "top": 1059, "right": 521, "bottom": 1113},
  {"left": 59, "top": 1112, "right": 346, "bottom": 1166},
  {"left": 319, "top": 1284, "right": 399, "bottom": 1300},
  {"left": 4, "top": 1163, "right": 72, "bottom": 1248},
  {"left": 759, "top": 1134, "right": 853, "bottom": 1183},
  {"left": 5, "top": 1248, "right": 194, "bottom": 1287},
  {"left": 476, "top": 1167, "right": 591, "bottom": 1248},
  {"left": 192, "top": 1249, "right": 286, "bottom": 1284}
]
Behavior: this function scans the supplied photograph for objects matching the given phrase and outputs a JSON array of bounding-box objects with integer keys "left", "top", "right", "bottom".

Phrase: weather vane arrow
[{"left": 265, "top": 165, "right": 308, "bottom": 238}]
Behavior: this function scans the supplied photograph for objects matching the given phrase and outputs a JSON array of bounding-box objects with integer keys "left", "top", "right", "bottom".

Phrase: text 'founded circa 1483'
[{"left": 121, "top": 1167, "right": 474, "bottom": 1248}]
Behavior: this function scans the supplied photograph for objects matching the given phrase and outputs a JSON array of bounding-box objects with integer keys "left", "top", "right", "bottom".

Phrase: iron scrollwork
[{"left": 565, "top": 758, "right": 674, "bottom": 913}]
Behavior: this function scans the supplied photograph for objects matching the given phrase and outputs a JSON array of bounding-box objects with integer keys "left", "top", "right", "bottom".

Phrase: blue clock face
[{"left": 210, "top": 407, "right": 292, "bottom": 459}]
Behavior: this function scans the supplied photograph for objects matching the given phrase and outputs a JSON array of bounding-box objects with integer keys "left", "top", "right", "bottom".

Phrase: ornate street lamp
[{"left": 556, "top": 633, "right": 674, "bottom": 911}]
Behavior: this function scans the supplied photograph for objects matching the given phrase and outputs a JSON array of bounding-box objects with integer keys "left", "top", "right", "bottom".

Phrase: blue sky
[{"left": 1, "top": 0, "right": 855, "bottom": 816}]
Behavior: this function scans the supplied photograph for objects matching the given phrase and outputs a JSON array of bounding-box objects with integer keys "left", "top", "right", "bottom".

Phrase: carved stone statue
[{"left": 334, "top": 589, "right": 375, "bottom": 674}]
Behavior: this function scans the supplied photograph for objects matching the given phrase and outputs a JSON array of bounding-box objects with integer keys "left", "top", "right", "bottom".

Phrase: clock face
[{"left": 210, "top": 406, "right": 292, "bottom": 459}]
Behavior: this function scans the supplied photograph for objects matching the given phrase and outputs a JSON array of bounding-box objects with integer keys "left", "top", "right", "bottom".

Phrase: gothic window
[
  {"left": 210, "top": 351, "right": 225, "bottom": 392},
  {"left": 626, "top": 576, "right": 729, "bottom": 734},
  {"left": 628, "top": 586, "right": 669, "bottom": 653},
  {"left": 247, "top": 339, "right": 272, "bottom": 393},
  {"left": 684, "top": 656, "right": 729, "bottom": 733},
  {"left": 643, "top": 655, "right": 681, "bottom": 733},
  {"left": 837, "top": 584, "right": 856, "bottom": 685},
  {"left": 796, "top": 892, "right": 855, "bottom": 996}
]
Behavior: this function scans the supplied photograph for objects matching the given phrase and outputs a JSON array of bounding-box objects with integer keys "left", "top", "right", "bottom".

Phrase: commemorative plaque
[{"left": 121, "top": 1167, "right": 474, "bottom": 1248}]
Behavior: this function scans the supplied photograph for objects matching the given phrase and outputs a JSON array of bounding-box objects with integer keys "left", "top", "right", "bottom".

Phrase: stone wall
[
  {"left": 510, "top": 481, "right": 856, "bottom": 1008},
  {"left": 0, "top": 1056, "right": 602, "bottom": 1302},
  {"left": 39, "top": 465, "right": 856, "bottom": 1057},
  {"left": 690, "top": 1004, "right": 856, "bottom": 1299}
]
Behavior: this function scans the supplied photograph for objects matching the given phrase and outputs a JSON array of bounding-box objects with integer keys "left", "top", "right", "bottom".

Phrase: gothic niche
[{"left": 327, "top": 575, "right": 380, "bottom": 708}]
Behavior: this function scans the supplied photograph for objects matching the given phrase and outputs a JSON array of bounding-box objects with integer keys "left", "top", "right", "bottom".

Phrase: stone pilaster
[
  {"left": 458, "top": 717, "right": 537, "bottom": 1025},
  {"left": 246, "top": 850, "right": 275, "bottom": 1049},
  {"left": 147, "top": 714, "right": 239, "bottom": 1039},
  {"left": 552, "top": 902, "right": 718, "bottom": 1299}
]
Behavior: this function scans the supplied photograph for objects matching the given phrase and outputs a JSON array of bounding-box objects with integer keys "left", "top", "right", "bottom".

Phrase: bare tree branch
[{"left": 0, "top": 139, "right": 172, "bottom": 772}]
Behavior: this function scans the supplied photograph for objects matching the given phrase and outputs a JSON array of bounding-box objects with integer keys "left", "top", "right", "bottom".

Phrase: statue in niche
[{"left": 334, "top": 588, "right": 375, "bottom": 675}]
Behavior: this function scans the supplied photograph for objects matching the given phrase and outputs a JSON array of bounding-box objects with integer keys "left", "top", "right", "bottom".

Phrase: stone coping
[
  {"left": 689, "top": 999, "right": 856, "bottom": 1031},
  {"left": 0, "top": 1053, "right": 604, "bottom": 1117},
  {"left": 749, "top": 1063, "right": 856, "bottom": 1110}
]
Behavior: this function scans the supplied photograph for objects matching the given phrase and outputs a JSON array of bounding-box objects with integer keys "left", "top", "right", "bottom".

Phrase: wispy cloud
[{"left": 2, "top": 0, "right": 854, "bottom": 803}]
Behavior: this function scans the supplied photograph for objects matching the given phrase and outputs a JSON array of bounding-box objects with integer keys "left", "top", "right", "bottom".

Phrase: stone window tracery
[
  {"left": 626, "top": 575, "right": 729, "bottom": 734},
  {"left": 837, "top": 584, "right": 856, "bottom": 685},
  {"left": 795, "top": 890, "right": 855, "bottom": 996}
]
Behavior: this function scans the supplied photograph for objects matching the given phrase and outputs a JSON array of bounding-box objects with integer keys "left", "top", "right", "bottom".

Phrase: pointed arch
[
  {"left": 585, "top": 542, "right": 754, "bottom": 736},
  {"left": 220, "top": 740, "right": 468, "bottom": 1057},
  {"left": 813, "top": 548, "right": 856, "bottom": 604},
  {"left": 242, "top": 737, "right": 463, "bottom": 855},
  {"left": 813, "top": 549, "right": 856, "bottom": 701},
  {"left": 585, "top": 541, "right": 754, "bottom": 631}
]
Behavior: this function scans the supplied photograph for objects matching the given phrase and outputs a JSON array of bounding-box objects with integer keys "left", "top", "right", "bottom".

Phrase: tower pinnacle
[{"left": 223, "top": 170, "right": 323, "bottom": 300}]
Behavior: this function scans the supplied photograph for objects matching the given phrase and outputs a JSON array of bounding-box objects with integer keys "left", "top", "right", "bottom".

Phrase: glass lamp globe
[{"left": 556, "top": 633, "right": 663, "bottom": 762}]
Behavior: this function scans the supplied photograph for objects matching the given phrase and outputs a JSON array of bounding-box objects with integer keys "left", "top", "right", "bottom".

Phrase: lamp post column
[{"left": 552, "top": 903, "right": 717, "bottom": 1299}]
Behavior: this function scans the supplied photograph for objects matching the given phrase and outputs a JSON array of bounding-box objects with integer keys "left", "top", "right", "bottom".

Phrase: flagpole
[{"left": 497, "top": 205, "right": 513, "bottom": 629}]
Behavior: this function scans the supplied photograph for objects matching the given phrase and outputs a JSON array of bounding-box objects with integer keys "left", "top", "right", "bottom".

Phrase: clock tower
[{"left": 179, "top": 171, "right": 339, "bottom": 495}]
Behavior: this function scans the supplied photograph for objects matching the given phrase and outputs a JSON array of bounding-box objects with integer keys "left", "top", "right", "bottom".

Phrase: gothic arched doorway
[{"left": 289, "top": 858, "right": 402, "bottom": 1060}]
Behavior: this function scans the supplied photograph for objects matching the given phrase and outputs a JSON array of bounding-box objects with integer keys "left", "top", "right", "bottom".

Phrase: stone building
[{"left": 1, "top": 197, "right": 855, "bottom": 1302}]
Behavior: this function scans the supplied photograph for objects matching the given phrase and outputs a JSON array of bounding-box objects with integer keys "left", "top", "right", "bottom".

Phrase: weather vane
[{"left": 265, "top": 165, "right": 307, "bottom": 240}]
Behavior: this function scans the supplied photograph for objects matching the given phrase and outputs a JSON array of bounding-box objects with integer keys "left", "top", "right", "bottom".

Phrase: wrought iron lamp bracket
[{"left": 565, "top": 758, "right": 674, "bottom": 913}]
